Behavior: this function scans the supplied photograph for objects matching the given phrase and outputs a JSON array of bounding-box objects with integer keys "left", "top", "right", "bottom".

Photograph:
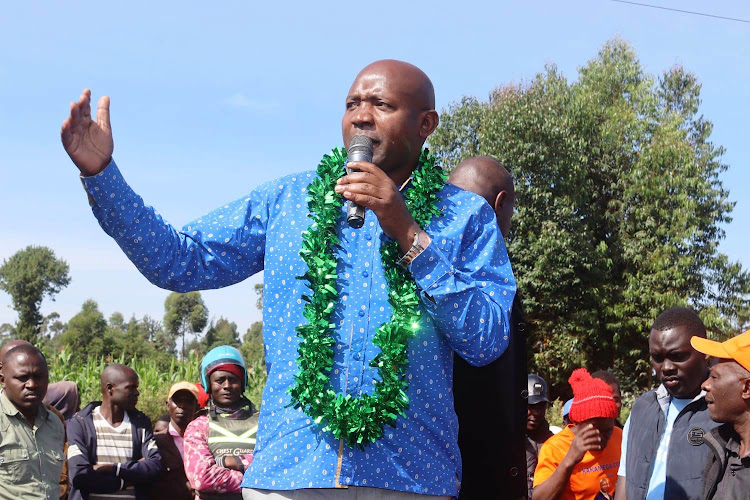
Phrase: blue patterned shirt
[{"left": 82, "top": 158, "right": 516, "bottom": 497}]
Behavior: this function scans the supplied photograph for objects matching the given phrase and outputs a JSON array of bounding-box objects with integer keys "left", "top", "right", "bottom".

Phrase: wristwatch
[{"left": 397, "top": 230, "right": 428, "bottom": 268}]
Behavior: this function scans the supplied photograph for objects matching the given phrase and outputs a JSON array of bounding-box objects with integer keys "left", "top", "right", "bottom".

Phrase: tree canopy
[
  {"left": 164, "top": 291, "right": 208, "bottom": 359},
  {"left": 0, "top": 245, "right": 71, "bottom": 341},
  {"left": 430, "top": 39, "right": 749, "bottom": 393}
]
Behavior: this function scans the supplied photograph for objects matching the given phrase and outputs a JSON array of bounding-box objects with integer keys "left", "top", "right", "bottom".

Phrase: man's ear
[
  {"left": 419, "top": 110, "right": 439, "bottom": 139},
  {"left": 0, "top": 370, "right": 4, "bottom": 387},
  {"left": 741, "top": 376, "right": 750, "bottom": 402},
  {"left": 494, "top": 190, "right": 508, "bottom": 212}
]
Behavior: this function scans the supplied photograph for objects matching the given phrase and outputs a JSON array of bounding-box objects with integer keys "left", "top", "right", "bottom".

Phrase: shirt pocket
[
  {"left": 0, "top": 446, "right": 31, "bottom": 483},
  {"left": 42, "top": 447, "right": 65, "bottom": 481}
]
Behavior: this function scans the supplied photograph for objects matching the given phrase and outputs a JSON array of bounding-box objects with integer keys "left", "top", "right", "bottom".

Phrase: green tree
[
  {"left": 430, "top": 39, "right": 750, "bottom": 393},
  {"left": 202, "top": 317, "right": 241, "bottom": 352},
  {"left": 241, "top": 320, "right": 264, "bottom": 367},
  {"left": 59, "top": 299, "right": 112, "bottom": 361},
  {"left": 241, "top": 283, "right": 265, "bottom": 368},
  {"left": 164, "top": 292, "right": 208, "bottom": 359},
  {"left": 0, "top": 246, "right": 71, "bottom": 341}
]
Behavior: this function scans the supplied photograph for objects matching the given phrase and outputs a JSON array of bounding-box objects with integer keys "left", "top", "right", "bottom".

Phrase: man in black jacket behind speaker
[{"left": 450, "top": 156, "right": 527, "bottom": 500}]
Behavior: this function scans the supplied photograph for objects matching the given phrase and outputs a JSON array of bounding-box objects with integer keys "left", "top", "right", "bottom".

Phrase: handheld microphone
[{"left": 346, "top": 136, "right": 373, "bottom": 229}]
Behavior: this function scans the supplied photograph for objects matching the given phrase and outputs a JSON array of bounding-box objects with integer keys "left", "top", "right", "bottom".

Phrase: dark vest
[
  {"left": 199, "top": 411, "right": 259, "bottom": 500},
  {"left": 454, "top": 295, "right": 528, "bottom": 499},
  {"left": 624, "top": 385, "right": 719, "bottom": 500}
]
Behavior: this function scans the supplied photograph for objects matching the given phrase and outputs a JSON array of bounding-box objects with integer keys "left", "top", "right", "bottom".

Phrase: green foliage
[
  {"left": 430, "top": 39, "right": 750, "bottom": 394},
  {"left": 164, "top": 291, "right": 208, "bottom": 359},
  {"left": 0, "top": 246, "right": 71, "bottom": 341},
  {"left": 240, "top": 320, "right": 264, "bottom": 369},
  {"left": 202, "top": 317, "right": 241, "bottom": 352},
  {"left": 58, "top": 299, "right": 112, "bottom": 360}
]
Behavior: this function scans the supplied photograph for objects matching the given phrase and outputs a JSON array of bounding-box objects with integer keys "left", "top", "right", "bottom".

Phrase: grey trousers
[{"left": 242, "top": 487, "right": 450, "bottom": 500}]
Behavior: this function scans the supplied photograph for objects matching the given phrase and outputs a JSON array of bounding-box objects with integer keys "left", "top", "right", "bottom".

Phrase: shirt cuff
[
  {"left": 80, "top": 159, "right": 136, "bottom": 208},
  {"left": 116, "top": 463, "right": 121, "bottom": 477},
  {"left": 408, "top": 240, "right": 454, "bottom": 300}
]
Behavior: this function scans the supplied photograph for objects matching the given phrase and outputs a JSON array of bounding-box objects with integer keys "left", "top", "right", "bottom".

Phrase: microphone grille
[
  {"left": 348, "top": 135, "right": 373, "bottom": 152},
  {"left": 348, "top": 136, "right": 373, "bottom": 163}
]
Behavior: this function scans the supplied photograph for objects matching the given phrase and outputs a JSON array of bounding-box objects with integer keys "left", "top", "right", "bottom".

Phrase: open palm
[{"left": 61, "top": 89, "right": 114, "bottom": 176}]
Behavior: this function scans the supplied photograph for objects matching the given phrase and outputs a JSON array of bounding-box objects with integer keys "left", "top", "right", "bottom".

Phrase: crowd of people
[
  {"left": 0, "top": 342, "right": 260, "bottom": 500},
  {"left": 2, "top": 57, "right": 731, "bottom": 500},
  {"left": 2, "top": 318, "right": 749, "bottom": 500},
  {"left": 523, "top": 309, "right": 750, "bottom": 499}
]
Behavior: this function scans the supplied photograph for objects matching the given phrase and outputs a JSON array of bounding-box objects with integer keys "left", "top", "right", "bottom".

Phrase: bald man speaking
[{"left": 62, "top": 61, "right": 516, "bottom": 499}]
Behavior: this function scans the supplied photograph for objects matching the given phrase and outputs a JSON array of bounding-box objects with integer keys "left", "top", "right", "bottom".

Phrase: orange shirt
[{"left": 533, "top": 425, "right": 622, "bottom": 500}]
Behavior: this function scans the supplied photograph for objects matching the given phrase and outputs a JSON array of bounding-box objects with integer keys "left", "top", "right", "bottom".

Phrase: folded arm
[{"left": 410, "top": 201, "right": 516, "bottom": 366}]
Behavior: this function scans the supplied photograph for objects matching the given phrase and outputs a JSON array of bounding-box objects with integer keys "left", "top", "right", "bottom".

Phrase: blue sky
[{"left": 1, "top": 1, "right": 748, "bottom": 336}]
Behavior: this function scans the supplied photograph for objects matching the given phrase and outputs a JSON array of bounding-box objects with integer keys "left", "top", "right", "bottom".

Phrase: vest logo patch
[{"left": 687, "top": 427, "right": 705, "bottom": 446}]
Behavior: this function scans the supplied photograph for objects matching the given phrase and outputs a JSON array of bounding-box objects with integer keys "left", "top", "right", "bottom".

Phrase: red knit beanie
[{"left": 568, "top": 368, "right": 618, "bottom": 423}]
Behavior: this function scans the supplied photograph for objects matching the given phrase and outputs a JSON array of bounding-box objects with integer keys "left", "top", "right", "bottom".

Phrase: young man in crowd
[
  {"left": 67, "top": 364, "right": 162, "bottom": 500},
  {"left": 593, "top": 370, "right": 624, "bottom": 428},
  {"left": 533, "top": 368, "right": 622, "bottom": 499},
  {"left": 0, "top": 344, "right": 66, "bottom": 500},
  {"left": 615, "top": 306, "right": 717, "bottom": 500},
  {"left": 0, "top": 339, "right": 69, "bottom": 499},
  {"left": 691, "top": 330, "right": 750, "bottom": 499},
  {"left": 449, "top": 156, "right": 527, "bottom": 499},
  {"left": 149, "top": 382, "right": 199, "bottom": 500},
  {"left": 526, "top": 374, "right": 555, "bottom": 499}
]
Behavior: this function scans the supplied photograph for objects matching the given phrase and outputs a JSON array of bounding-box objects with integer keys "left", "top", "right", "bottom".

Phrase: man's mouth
[{"left": 663, "top": 377, "right": 681, "bottom": 387}]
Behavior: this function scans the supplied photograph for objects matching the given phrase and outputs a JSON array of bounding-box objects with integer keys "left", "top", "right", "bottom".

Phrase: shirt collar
[
  {"left": 0, "top": 391, "right": 49, "bottom": 423},
  {"left": 169, "top": 422, "right": 182, "bottom": 438}
]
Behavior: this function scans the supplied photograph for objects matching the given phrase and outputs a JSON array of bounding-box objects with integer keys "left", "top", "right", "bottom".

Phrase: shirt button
[
  {"left": 362, "top": 271, "right": 368, "bottom": 278},
  {"left": 358, "top": 310, "right": 365, "bottom": 317},
  {"left": 354, "top": 352, "right": 361, "bottom": 361},
  {"left": 365, "top": 234, "right": 372, "bottom": 241}
]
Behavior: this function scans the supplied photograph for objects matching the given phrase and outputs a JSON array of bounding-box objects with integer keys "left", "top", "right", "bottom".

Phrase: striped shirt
[{"left": 90, "top": 407, "right": 135, "bottom": 499}]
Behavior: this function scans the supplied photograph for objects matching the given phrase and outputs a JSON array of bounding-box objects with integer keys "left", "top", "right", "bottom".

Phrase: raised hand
[{"left": 61, "top": 89, "right": 114, "bottom": 176}]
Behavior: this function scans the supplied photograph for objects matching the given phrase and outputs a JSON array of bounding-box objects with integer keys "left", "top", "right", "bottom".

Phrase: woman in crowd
[{"left": 184, "top": 346, "right": 259, "bottom": 499}]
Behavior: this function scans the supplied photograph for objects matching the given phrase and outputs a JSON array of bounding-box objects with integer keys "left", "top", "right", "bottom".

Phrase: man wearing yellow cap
[
  {"left": 149, "top": 382, "right": 199, "bottom": 500},
  {"left": 691, "top": 330, "right": 750, "bottom": 499}
]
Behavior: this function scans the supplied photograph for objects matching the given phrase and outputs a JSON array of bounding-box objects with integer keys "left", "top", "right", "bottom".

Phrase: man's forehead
[
  {"left": 348, "top": 60, "right": 434, "bottom": 107},
  {"left": 650, "top": 326, "right": 694, "bottom": 350},
  {"left": 348, "top": 72, "right": 406, "bottom": 98},
  {"left": 4, "top": 352, "right": 46, "bottom": 372}
]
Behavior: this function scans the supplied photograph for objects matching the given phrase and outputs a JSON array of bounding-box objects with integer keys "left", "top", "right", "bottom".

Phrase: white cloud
[{"left": 224, "top": 92, "right": 278, "bottom": 111}]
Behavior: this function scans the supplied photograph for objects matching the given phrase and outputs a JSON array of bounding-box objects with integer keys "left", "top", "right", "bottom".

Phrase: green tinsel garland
[{"left": 288, "top": 147, "right": 447, "bottom": 449}]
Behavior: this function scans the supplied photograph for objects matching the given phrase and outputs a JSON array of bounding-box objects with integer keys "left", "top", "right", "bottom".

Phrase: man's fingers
[
  {"left": 338, "top": 169, "right": 379, "bottom": 186},
  {"left": 336, "top": 182, "right": 380, "bottom": 197},
  {"left": 97, "top": 96, "right": 111, "bottom": 131},
  {"left": 345, "top": 161, "right": 387, "bottom": 178},
  {"left": 343, "top": 191, "right": 378, "bottom": 209},
  {"left": 79, "top": 89, "right": 92, "bottom": 118}
]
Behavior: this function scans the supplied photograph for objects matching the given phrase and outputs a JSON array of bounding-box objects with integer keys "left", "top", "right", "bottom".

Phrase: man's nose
[
  {"left": 351, "top": 103, "right": 374, "bottom": 127},
  {"left": 662, "top": 359, "right": 676, "bottom": 372}
]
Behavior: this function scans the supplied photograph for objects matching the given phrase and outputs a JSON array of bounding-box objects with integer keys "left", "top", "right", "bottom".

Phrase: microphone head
[{"left": 347, "top": 136, "right": 373, "bottom": 163}]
